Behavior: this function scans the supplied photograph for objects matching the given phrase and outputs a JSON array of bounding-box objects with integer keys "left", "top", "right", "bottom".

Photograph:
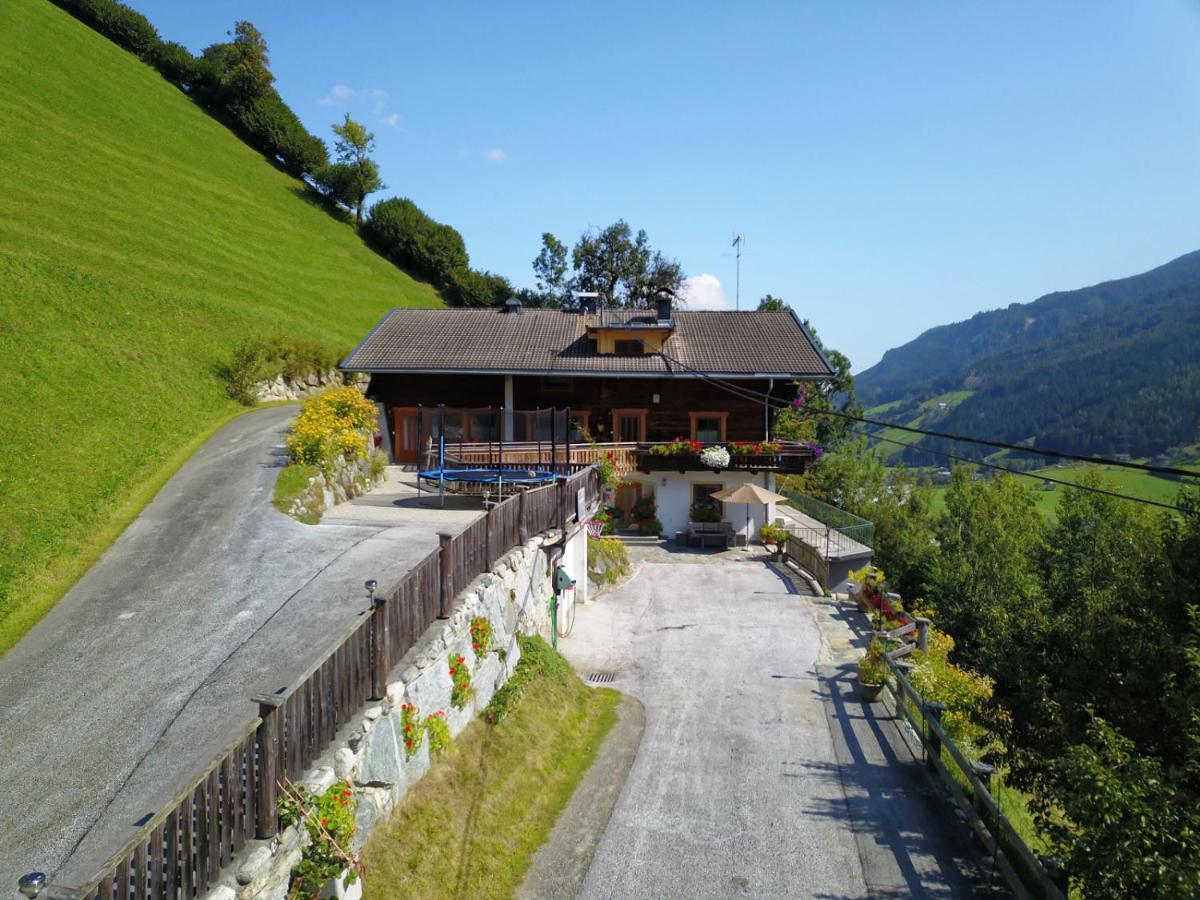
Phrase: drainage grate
[{"left": 586, "top": 671, "right": 617, "bottom": 685}]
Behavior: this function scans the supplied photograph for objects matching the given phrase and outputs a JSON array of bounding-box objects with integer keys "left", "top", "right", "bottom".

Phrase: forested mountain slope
[
  {"left": 0, "top": 0, "right": 442, "bottom": 653},
  {"left": 856, "top": 250, "right": 1200, "bottom": 460}
]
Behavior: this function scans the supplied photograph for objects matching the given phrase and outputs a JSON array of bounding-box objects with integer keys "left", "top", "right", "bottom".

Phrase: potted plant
[
  {"left": 758, "top": 523, "right": 789, "bottom": 559},
  {"left": 857, "top": 636, "right": 887, "bottom": 702}
]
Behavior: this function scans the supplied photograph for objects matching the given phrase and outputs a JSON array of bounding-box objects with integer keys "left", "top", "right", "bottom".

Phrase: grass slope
[
  {"left": 0, "top": 0, "right": 442, "bottom": 654},
  {"left": 927, "top": 463, "right": 1190, "bottom": 520},
  {"left": 364, "top": 638, "right": 620, "bottom": 899}
]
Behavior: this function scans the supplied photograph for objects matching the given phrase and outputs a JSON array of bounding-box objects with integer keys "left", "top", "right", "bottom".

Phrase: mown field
[
  {"left": 927, "top": 462, "right": 1195, "bottom": 519},
  {"left": 0, "top": 0, "right": 443, "bottom": 654}
]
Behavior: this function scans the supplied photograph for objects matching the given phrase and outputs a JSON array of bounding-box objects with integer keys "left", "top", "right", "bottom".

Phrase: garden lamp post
[{"left": 18, "top": 873, "right": 46, "bottom": 899}]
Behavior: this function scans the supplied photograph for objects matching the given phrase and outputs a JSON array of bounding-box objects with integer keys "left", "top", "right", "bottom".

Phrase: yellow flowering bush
[
  {"left": 286, "top": 387, "right": 379, "bottom": 474},
  {"left": 909, "top": 627, "right": 999, "bottom": 759}
]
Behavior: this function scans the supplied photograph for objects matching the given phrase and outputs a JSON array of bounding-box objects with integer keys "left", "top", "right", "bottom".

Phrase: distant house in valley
[{"left": 341, "top": 297, "right": 834, "bottom": 542}]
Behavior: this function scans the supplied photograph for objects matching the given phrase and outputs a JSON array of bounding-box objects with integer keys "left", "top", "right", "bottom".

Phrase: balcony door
[{"left": 612, "top": 408, "right": 647, "bottom": 443}]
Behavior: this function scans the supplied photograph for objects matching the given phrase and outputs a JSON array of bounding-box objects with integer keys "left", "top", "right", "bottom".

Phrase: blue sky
[{"left": 136, "top": 1, "right": 1200, "bottom": 371}]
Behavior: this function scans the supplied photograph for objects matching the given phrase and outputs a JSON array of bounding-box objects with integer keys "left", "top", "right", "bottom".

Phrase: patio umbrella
[{"left": 710, "top": 483, "right": 787, "bottom": 544}]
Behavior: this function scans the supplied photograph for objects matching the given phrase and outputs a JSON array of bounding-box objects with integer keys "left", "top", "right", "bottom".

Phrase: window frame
[
  {"left": 689, "top": 411, "right": 729, "bottom": 442},
  {"left": 691, "top": 480, "right": 725, "bottom": 511},
  {"left": 611, "top": 408, "right": 648, "bottom": 443}
]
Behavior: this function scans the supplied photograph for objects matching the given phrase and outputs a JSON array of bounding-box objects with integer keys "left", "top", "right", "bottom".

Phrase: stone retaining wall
[
  {"left": 253, "top": 370, "right": 368, "bottom": 404},
  {"left": 203, "top": 527, "right": 588, "bottom": 900},
  {"left": 286, "top": 448, "right": 383, "bottom": 522}
]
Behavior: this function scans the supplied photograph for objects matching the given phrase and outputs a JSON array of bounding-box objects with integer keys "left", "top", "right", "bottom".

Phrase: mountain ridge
[{"left": 855, "top": 249, "right": 1200, "bottom": 459}]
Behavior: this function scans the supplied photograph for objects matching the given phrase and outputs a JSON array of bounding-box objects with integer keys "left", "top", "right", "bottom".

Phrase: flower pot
[
  {"left": 857, "top": 679, "right": 884, "bottom": 702},
  {"left": 321, "top": 871, "right": 362, "bottom": 900}
]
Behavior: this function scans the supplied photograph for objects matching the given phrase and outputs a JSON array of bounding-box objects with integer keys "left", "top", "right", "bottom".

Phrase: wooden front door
[
  {"left": 614, "top": 482, "right": 643, "bottom": 527},
  {"left": 392, "top": 407, "right": 419, "bottom": 463}
]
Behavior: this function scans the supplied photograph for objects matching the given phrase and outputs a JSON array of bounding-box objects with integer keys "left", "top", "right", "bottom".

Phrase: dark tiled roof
[{"left": 342, "top": 308, "right": 834, "bottom": 378}]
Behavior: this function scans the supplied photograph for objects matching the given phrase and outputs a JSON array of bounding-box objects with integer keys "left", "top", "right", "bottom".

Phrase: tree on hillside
[
  {"left": 222, "top": 21, "right": 273, "bottom": 101},
  {"left": 570, "top": 221, "right": 683, "bottom": 308},
  {"left": 364, "top": 197, "right": 468, "bottom": 286},
  {"left": 773, "top": 319, "right": 859, "bottom": 448},
  {"left": 758, "top": 294, "right": 787, "bottom": 311},
  {"left": 532, "top": 233, "right": 570, "bottom": 306},
  {"left": 316, "top": 115, "right": 385, "bottom": 225}
]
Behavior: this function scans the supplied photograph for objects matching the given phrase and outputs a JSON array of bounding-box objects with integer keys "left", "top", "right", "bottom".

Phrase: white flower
[{"left": 699, "top": 445, "right": 730, "bottom": 468}]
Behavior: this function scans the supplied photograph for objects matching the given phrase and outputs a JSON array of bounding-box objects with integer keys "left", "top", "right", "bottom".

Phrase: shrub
[
  {"left": 638, "top": 517, "right": 663, "bottom": 536},
  {"left": 364, "top": 197, "right": 469, "bottom": 287},
  {"left": 148, "top": 40, "right": 199, "bottom": 85},
  {"left": 484, "top": 634, "right": 569, "bottom": 724},
  {"left": 52, "top": 0, "right": 161, "bottom": 59},
  {"left": 908, "top": 628, "right": 997, "bottom": 758},
  {"left": 424, "top": 711, "right": 451, "bottom": 755},
  {"left": 286, "top": 387, "right": 379, "bottom": 474},
  {"left": 231, "top": 91, "right": 329, "bottom": 177},
  {"left": 630, "top": 496, "right": 656, "bottom": 521},
  {"left": 689, "top": 503, "right": 722, "bottom": 523},
  {"left": 221, "top": 334, "right": 343, "bottom": 404},
  {"left": 447, "top": 267, "right": 513, "bottom": 308}
]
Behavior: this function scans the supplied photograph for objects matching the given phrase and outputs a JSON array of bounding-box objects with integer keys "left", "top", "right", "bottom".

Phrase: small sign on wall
[{"left": 576, "top": 487, "right": 586, "bottom": 523}]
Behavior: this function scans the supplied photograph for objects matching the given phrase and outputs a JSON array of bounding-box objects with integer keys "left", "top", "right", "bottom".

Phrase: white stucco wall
[{"left": 623, "top": 471, "right": 779, "bottom": 541}]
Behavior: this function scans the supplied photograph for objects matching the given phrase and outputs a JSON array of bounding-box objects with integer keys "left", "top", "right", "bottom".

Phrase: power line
[
  {"left": 647, "top": 346, "right": 1194, "bottom": 512},
  {"left": 653, "top": 346, "right": 1200, "bottom": 481},
  {"left": 858, "top": 427, "right": 1190, "bottom": 514}
]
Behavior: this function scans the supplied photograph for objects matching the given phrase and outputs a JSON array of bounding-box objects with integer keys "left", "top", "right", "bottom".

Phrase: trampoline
[
  {"left": 415, "top": 405, "right": 574, "bottom": 507},
  {"left": 417, "top": 467, "right": 556, "bottom": 485}
]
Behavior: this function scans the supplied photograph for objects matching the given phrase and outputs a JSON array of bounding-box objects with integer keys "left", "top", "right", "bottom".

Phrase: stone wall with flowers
[{"left": 201, "top": 526, "right": 588, "bottom": 900}]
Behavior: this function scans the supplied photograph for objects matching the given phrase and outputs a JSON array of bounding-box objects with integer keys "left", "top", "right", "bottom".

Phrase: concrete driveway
[
  {"left": 0, "top": 407, "right": 481, "bottom": 887},
  {"left": 559, "top": 551, "right": 990, "bottom": 899}
]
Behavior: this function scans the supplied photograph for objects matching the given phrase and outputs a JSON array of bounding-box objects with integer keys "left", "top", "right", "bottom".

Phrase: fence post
[
  {"left": 253, "top": 698, "right": 282, "bottom": 839},
  {"left": 557, "top": 478, "right": 567, "bottom": 535},
  {"left": 923, "top": 700, "right": 947, "bottom": 770},
  {"left": 915, "top": 617, "right": 931, "bottom": 654},
  {"left": 438, "top": 532, "right": 453, "bottom": 619},
  {"left": 369, "top": 594, "right": 388, "bottom": 701},
  {"left": 518, "top": 489, "right": 528, "bottom": 543}
]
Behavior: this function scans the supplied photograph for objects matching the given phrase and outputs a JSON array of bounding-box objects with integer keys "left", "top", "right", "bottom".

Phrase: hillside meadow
[{"left": 0, "top": 0, "right": 442, "bottom": 653}]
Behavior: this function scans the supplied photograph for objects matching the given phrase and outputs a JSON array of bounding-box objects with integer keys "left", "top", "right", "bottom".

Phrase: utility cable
[
  {"left": 641, "top": 344, "right": 1193, "bottom": 512},
  {"left": 857, "top": 427, "right": 1190, "bottom": 514},
  {"left": 651, "top": 346, "right": 1200, "bottom": 480}
]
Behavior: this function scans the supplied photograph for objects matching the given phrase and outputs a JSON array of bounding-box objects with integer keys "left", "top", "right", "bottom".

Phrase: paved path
[
  {"left": 0, "top": 408, "right": 481, "bottom": 887},
  {"left": 559, "top": 551, "right": 994, "bottom": 899}
]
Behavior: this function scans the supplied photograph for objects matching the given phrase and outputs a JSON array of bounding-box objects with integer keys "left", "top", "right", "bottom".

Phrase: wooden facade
[{"left": 368, "top": 373, "right": 796, "bottom": 460}]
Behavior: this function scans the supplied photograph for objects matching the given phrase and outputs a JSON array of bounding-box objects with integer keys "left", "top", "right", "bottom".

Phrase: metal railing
[
  {"left": 49, "top": 466, "right": 600, "bottom": 900},
  {"left": 783, "top": 491, "right": 875, "bottom": 549}
]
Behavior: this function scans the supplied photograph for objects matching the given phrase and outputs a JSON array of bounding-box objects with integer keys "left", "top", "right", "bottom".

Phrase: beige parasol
[{"left": 710, "top": 483, "right": 787, "bottom": 542}]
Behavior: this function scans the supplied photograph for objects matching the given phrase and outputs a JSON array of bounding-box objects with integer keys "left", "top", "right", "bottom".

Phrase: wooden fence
[
  {"left": 54, "top": 465, "right": 600, "bottom": 900},
  {"left": 882, "top": 654, "right": 1067, "bottom": 900},
  {"left": 784, "top": 533, "right": 830, "bottom": 590}
]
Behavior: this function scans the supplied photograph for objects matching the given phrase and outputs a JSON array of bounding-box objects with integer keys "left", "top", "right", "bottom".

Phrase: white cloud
[
  {"left": 318, "top": 83, "right": 354, "bottom": 106},
  {"left": 679, "top": 273, "right": 731, "bottom": 310},
  {"left": 483, "top": 147, "right": 510, "bottom": 162},
  {"left": 382, "top": 113, "right": 400, "bottom": 128}
]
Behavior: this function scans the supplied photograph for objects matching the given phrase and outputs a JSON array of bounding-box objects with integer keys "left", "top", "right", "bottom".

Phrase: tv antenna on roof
[{"left": 731, "top": 233, "right": 744, "bottom": 310}]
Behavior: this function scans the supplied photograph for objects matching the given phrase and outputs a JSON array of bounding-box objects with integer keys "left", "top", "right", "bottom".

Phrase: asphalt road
[
  {"left": 0, "top": 407, "right": 476, "bottom": 887},
  {"left": 560, "top": 554, "right": 986, "bottom": 899}
]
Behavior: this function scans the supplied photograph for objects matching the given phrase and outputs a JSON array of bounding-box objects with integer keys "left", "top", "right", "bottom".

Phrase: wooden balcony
[{"left": 450, "top": 440, "right": 815, "bottom": 477}]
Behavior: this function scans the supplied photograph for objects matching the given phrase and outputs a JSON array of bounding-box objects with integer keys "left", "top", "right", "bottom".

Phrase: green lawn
[
  {"left": 363, "top": 637, "right": 620, "bottom": 899},
  {"left": 0, "top": 0, "right": 443, "bottom": 654},
  {"left": 868, "top": 391, "right": 975, "bottom": 461},
  {"left": 926, "top": 462, "right": 1191, "bottom": 520}
]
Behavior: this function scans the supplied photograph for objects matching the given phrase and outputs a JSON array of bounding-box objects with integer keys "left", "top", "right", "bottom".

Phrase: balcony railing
[{"left": 451, "top": 440, "right": 816, "bottom": 478}]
